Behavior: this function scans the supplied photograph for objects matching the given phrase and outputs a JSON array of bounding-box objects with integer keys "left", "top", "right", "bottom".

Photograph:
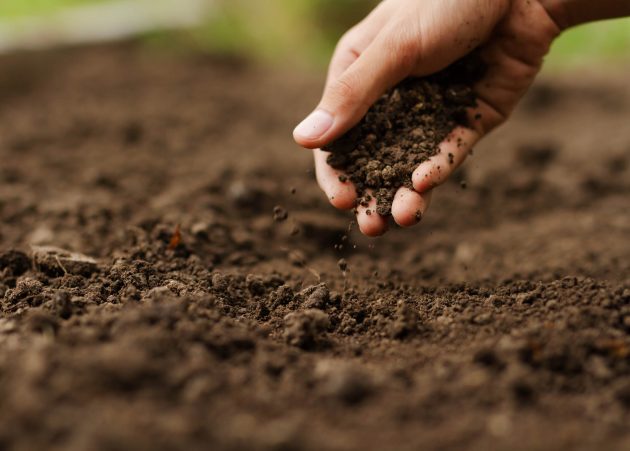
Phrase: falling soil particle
[{"left": 273, "top": 205, "right": 289, "bottom": 222}]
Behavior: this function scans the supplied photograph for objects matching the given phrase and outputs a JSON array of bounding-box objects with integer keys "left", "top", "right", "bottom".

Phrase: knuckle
[
  {"left": 337, "top": 28, "right": 358, "bottom": 49},
  {"left": 327, "top": 75, "right": 358, "bottom": 109},
  {"left": 336, "top": 26, "right": 364, "bottom": 58},
  {"left": 396, "top": 39, "right": 420, "bottom": 67},
  {"left": 383, "top": 25, "right": 421, "bottom": 70}
]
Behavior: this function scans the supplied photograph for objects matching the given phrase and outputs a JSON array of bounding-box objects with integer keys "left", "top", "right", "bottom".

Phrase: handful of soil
[{"left": 323, "top": 53, "right": 485, "bottom": 215}]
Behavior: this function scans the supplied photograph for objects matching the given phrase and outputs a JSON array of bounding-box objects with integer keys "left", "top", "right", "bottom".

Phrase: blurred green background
[{"left": 0, "top": 0, "right": 628, "bottom": 70}]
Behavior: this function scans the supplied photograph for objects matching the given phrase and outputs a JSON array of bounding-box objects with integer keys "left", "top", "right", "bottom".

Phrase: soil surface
[
  {"left": 0, "top": 43, "right": 629, "bottom": 451},
  {"left": 325, "top": 54, "right": 483, "bottom": 215}
]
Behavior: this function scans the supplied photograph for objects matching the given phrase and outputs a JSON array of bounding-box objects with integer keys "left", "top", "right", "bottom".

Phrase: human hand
[{"left": 293, "top": 0, "right": 561, "bottom": 236}]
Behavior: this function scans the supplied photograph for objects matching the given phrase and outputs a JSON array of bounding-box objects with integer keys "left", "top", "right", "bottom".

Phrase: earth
[{"left": 0, "top": 43, "right": 628, "bottom": 451}]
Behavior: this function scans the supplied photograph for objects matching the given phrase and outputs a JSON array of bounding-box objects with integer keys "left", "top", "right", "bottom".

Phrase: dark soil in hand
[
  {"left": 0, "top": 44, "right": 629, "bottom": 451},
  {"left": 324, "top": 54, "right": 484, "bottom": 215}
]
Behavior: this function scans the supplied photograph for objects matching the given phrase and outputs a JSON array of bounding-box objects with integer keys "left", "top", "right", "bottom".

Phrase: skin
[{"left": 293, "top": 0, "right": 630, "bottom": 237}]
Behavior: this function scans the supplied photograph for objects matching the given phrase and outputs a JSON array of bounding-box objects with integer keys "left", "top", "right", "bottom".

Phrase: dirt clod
[
  {"left": 390, "top": 300, "right": 420, "bottom": 339},
  {"left": 0, "top": 250, "right": 31, "bottom": 276},
  {"left": 284, "top": 309, "right": 330, "bottom": 349},
  {"left": 315, "top": 359, "right": 375, "bottom": 405},
  {"left": 301, "top": 283, "right": 331, "bottom": 309},
  {"left": 32, "top": 246, "right": 98, "bottom": 277}
]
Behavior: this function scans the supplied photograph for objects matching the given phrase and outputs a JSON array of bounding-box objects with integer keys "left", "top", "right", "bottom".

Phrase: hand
[{"left": 293, "top": 0, "right": 561, "bottom": 236}]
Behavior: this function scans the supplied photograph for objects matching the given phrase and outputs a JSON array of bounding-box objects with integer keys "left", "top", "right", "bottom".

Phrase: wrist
[
  {"left": 538, "top": 0, "right": 571, "bottom": 30},
  {"left": 540, "top": 0, "right": 630, "bottom": 30}
]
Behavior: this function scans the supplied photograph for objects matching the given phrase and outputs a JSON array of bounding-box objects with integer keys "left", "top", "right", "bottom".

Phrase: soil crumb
[{"left": 324, "top": 53, "right": 484, "bottom": 215}]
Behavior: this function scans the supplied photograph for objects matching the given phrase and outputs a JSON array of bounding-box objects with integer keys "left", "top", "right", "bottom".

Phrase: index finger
[{"left": 326, "top": 0, "right": 399, "bottom": 85}]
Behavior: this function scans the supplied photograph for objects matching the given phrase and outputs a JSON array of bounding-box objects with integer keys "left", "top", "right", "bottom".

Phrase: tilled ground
[{"left": 0, "top": 44, "right": 629, "bottom": 451}]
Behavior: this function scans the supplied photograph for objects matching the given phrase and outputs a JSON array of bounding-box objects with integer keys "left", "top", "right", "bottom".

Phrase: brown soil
[
  {"left": 0, "top": 43, "right": 629, "bottom": 451},
  {"left": 324, "top": 54, "right": 483, "bottom": 215}
]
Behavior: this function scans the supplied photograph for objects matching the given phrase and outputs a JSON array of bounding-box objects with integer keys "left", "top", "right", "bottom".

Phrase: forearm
[{"left": 541, "top": 0, "right": 630, "bottom": 29}]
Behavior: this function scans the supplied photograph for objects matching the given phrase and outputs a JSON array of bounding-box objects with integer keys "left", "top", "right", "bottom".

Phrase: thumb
[{"left": 293, "top": 30, "right": 418, "bottom": 149}]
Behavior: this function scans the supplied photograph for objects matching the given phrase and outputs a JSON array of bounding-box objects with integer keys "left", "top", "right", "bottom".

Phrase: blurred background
[{"left": 0, "top": 0, "right": 628, "bottom": 70}]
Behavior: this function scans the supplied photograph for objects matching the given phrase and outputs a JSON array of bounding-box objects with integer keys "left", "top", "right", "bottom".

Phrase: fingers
[
  {"left": 313, "top": 149, "right": 422, "bottom": 237},
  {"left": 356, "top": 191, "right": 388, "bottom": 237},
  {"left": 356, "top": 190, "right": 430, "bottom": 236},
  {"left": 294, "top": 0, "right": 515, "bottom": 150},
  {"left": 412, "top": 127, "right": 480, "bottom": 193},
  {"left": 470, "top": 0, "right": 558, "bottom": 135},
  {"left": 294, "top": 22, "right": 419, "bottom": 149},
  {"left": 326, "top": 0, "right": 398, "bottom": 84},
  {"left": 471, "top": 48, "right": 542, "bottom": 135},
  {"left": 313, "top": 150, "right": 387, "bottom": 237},
  {"left": 391, "top": 188, "right": 432, "bottom": 228},
  {"left": 294, "top": 1, "right": 404, "bottom": 149},
  {"left": 313, "top": 149, "right": 356, "bottom": 210}
]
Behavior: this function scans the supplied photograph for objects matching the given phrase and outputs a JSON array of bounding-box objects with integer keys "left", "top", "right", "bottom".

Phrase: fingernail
[{"left": 294, "top": 109, "right": 334, "bottom": 141}]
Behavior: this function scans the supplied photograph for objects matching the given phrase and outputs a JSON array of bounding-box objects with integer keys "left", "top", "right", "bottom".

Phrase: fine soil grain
[
  {"left": 324, "top": 54, "right": 484, "bottom": 215},
  {"left": 0, "top": 43, "right": 629, "bottom": 451}
]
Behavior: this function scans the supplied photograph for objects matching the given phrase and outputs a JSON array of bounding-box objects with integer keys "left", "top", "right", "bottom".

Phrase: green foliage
[
  {"left": 0, "top": 0, "right": 106, "bottom": 18},
  {"left": 188, "top": 1, "right": 630, "bottom": 69},
  {"left": 0, "top": 0, "right": 628, "bottom": 69},
  {"left": 547, "top": 18, "right": 630, "bottom": 68},
  {"left": 187, "top": 0, "right": 377, "bottom": 64}
]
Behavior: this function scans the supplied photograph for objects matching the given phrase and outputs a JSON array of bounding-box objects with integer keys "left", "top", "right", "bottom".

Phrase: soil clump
[{"left": 325, "top": 54, "right": 484, "bottom": 215}]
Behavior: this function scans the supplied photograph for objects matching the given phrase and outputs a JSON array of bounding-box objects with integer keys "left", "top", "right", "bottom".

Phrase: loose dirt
[
  {"left": 0, "top": 44, "right": 629, "bottom": 451},
  {"left": 324, "top": 54, "right": 483, "bottom": 215}
]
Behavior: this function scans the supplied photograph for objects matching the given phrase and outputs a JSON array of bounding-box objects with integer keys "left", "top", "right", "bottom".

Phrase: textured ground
[{"left": 0, "top": 44, "right": 628, "bottom": 451}]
